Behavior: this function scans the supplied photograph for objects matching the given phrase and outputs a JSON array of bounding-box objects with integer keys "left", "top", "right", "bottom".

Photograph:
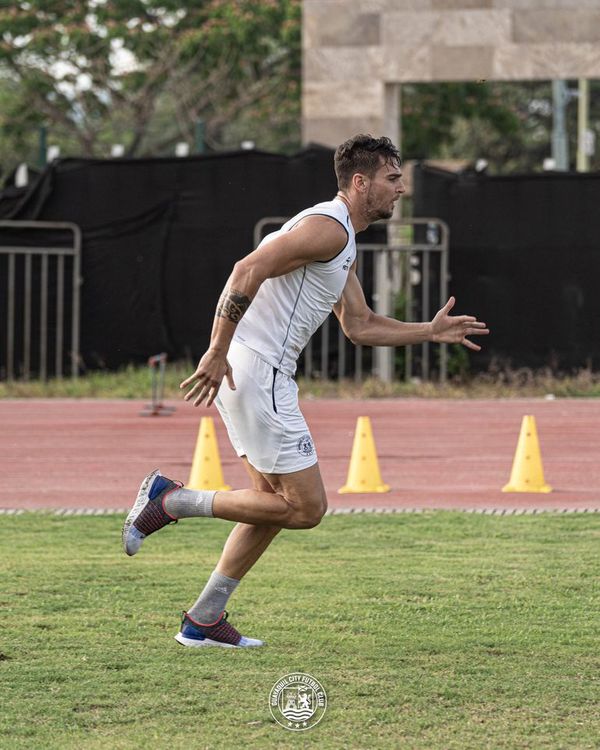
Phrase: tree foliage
[
  {"left": 0, "top": 0, "right": 300, "bottom": 169},
  {"left": 403, "top": 80, "right": 600, "bottom": 173}
]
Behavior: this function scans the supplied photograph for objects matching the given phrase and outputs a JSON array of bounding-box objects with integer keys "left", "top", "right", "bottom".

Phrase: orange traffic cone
[
  {"left": 339, "top": 416, "right": 390, "bottom": 494},
  {"left": 187, "top": 417, "right": 231, "bottom": 491},
  {"left": 502, "top": 415, "right": 552, "bottom": 493}
]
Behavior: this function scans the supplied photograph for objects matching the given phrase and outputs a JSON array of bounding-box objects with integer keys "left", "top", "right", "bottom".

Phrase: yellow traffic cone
[
  {"left": 339, "top": 416, "right": 390, "bottom": 494},
  {"left": 502, "top": 415, "right": 552, "bottom": 493},
  {"left": 187, "top": 416, "right": 231, "bottom": 491}
]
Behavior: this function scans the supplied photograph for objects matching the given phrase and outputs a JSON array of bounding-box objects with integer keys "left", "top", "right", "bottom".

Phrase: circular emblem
[
  {"left": 297, "top": 434, "right": 314, "bottom": 457},
  {"left": 269, "top": 672, "right": 327, "bottom": 731}
]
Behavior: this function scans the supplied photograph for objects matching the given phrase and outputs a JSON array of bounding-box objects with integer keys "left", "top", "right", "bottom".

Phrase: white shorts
[{"left": 214, "top": 341, "right": 317, "bottom": 475}]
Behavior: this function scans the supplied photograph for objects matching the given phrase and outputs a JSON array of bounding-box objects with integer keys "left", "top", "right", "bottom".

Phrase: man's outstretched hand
[
  {"left": 179, "top": 349, "right": 236, "bottom": 407},
  {"left": 430, "top": 297, "right": 489, "bottom": 351}
]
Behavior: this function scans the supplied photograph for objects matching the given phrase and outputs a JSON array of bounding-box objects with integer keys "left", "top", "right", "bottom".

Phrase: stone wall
[{"left": 302, "top": 0, "right": 600, "bottom": 146}]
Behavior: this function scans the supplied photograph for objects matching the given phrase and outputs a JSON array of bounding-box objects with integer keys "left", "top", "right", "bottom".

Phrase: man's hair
[{"left": 334, "top": 134, "right": 401, "bottom": 189}]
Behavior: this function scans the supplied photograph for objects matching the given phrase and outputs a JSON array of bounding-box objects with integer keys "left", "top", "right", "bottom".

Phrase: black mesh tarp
[
  {"left": 413, "top": 164, "right": 600, "bottom": 371},
  {"left": 1, "top": 147, "right": 356, "bottom": 372}
]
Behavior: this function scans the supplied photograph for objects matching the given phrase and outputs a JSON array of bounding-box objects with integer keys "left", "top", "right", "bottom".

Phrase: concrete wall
[{"left": 302, "top": 0, "right": 600, "bottom": 146}]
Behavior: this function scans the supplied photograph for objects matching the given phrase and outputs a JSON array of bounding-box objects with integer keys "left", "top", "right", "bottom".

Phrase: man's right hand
[{"left": 179, "top": 349, "right": 236, "bottom": 407}]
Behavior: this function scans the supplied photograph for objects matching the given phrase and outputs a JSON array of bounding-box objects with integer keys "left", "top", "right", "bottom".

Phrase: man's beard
[
  {"left": 366, "top": 194, "right": 394, "bottom": 222},
  {"left": 367, "top": 205, "right": 394, "bottom": 221}
]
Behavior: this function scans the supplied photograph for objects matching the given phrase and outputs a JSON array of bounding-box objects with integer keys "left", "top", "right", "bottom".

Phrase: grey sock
[
  {"left": 164, "top": 488, "right": 215, "bottom": 519},
  {"left": 187, "top": 570, "right": 240, "bottom": 625}
]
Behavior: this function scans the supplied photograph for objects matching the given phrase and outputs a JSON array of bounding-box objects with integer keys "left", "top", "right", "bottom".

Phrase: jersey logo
[
  {"left": 297, "top": 434, "right": 315, "bottom": 457},
  {"left": 342, "top": 256, "right": 352, "bottom": 271}
]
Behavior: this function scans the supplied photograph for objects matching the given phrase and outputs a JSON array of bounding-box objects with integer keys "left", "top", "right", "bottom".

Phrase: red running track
[{"left": 1, "top": 398, "right": 599, "bottom": 511}]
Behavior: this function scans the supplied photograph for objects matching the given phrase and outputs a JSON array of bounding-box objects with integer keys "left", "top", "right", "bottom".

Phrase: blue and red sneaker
[
  {"left": 122, "top": 469, "right": 181, "bottom": 556},
  {"left": 175, "top": 611, "right": 264, "bottom": 649}
]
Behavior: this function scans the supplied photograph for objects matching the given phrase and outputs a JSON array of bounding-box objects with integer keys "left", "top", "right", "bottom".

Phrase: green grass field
[
  {"left": 1, "top": 512, "right": 598, "bottom": 750},
  {"left": 2, "top": 361, "right": 600, "bottom": 399}
]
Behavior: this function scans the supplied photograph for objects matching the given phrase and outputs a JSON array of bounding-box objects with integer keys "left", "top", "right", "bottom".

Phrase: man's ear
[{"left": 351, "top": 172, "right": 368, "bottom": 193}]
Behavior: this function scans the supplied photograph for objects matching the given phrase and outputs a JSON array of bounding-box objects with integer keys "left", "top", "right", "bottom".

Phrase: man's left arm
[{"left": 333, "top": 269, "right": 489, "bottom": 351}]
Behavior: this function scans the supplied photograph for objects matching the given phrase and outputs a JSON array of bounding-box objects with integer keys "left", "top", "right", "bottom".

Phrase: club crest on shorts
[
  {"left": 297, "top": 434, "right": 314, "bottom": 457},
  {"left": 269, "top": 672, "right": 327, "bottom": 731}
]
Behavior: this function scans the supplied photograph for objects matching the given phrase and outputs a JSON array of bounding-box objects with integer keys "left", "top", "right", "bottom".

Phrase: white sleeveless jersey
[{"left": 233, "top": 198, "right": 356, "bottom": 376}]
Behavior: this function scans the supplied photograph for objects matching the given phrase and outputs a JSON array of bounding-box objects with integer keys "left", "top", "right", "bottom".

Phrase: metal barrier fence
[
  {"left": 254, "top": 217, "right": 449, "bottom": 382},
  {"left": 0, "top": 220, "right": 81, "bottom": 380}
]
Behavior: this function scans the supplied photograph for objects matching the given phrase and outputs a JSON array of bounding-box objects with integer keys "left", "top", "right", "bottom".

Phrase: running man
[{"left": 122, "top": 134, "right": 489, "bottom": 648}]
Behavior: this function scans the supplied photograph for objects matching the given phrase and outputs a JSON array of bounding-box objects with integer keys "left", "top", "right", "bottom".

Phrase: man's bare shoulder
[
  {"left": 243, "top": 212, "right": 349, "bottom": 276},
  {"left": 285, "top": 214, "right": 348, "bottom": 261}
]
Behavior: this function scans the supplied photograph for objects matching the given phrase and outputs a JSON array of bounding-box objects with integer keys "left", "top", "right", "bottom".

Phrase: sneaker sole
[
  {"left": 122, "top": 468, "right": 161, "bottom": 556},
  {"left": 174, "top": 633, "right": 264, "bottom": 648}
]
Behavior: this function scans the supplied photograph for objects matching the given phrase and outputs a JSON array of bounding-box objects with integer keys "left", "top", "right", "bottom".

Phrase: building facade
[{"left": 302, "top": 0, "right": 600, "bottom": 146}]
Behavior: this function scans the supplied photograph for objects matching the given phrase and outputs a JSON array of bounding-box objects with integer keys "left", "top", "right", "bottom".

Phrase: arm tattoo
[{"left": 216, "top": 287, "right": 251, "bottom": 323}]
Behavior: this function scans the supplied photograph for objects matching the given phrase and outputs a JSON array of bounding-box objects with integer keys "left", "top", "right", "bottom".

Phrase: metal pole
[
  {"left": 40, "top": 255, "right": 48, "bottom": 381},
  {"left": 577, "top": 78, "right": 590, "bottom": 172},
  {"left": 151, "top": 360, "right": 158, "bottom": 412},
  {"left": 320, "top": 316, "right": 330, "bottom": 379},
  {"left": 56, "top": 255, "right": 64, "bottom": 378},
  {"left": 158, "top": 356, "right": 166, "bottom": 407},
  {"left": 24, "top": 254, "right": 31, "bottom": 380},
  {"left": 373, "top": 249, "right": 393, "bottom": 381},
  {"left": 337, "top": 321, "right": 346, "bottom": 380},
  {"left": 195, "top": 120, "right": 205, "bottom": 154},
  {"left": 439, "top": 223, "right": 450, "bottom": 383},
  {"left": 422, "top": 249, "right": 430, "bottom": 380},
  {"left": 38, "top": 126, "right": 48, "bottom": 169},
  {"left": 404, "top": 252, "right": 413, "bottom": 382},
  {"left": 354, "top": 251, "right": 364, "bottom": 382},
  {"left": 552, "top": 80, "right": 569, "bottom": 170},
  {"left": 71, "top": 225, "right": 81, "bottom": 379},
  {"left": 7, "top": 254, "right": 15, "bottom": 381}
]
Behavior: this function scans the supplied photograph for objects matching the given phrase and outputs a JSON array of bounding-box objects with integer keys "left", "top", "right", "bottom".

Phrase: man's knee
[{"left": 287, "top": 496, "right": 327, "bottom": 529}]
